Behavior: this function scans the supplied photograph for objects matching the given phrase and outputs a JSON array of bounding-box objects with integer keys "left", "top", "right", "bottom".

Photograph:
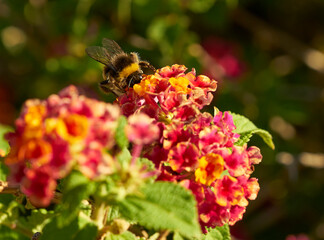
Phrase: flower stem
[
  {"left": 0, "top": 181, "right": 19, "bottom": 194},
  {"left": 91, "top": 200, "right": 107, "bottom": 230},
  {"left": 131, "top": 144, "right": 143, "bottom": 166}
]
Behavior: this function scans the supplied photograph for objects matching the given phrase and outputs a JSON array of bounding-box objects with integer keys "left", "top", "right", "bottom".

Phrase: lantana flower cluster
[
  {"left": 117, "top": 64, "right": 262, "bottom": 230},
  {"left": 4, "top": 86, "right": 158, "bottom": 207},
  {"left": 3, "top": 64, "right": 263, "bottom": 233}
]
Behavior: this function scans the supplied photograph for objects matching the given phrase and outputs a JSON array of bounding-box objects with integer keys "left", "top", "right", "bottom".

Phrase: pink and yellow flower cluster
[
  {"left": 4, "top": 86, "right": 158, "bottom": 207},
  {"left": 4, "top": 64, "right": 263, "bottom": 232},
  {"left": 117, "top": 64, "right": 262, "bottom": 231}
]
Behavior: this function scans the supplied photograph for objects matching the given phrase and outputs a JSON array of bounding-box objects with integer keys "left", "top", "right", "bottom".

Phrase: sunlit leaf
[
  {"left": 231, "top": 112, "right": 275, "bottom": 149},
  {"left": 118, "top": 182, "right": 201, "bottom": 239}
]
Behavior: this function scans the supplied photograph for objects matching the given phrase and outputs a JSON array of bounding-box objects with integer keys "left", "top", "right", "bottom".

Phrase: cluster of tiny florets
[
  {"left": 4, "top": 86, "right": 158, "bottom": 207},
  {"left": 117, "top": 64, "right": 262, "bottom": 230},
  {"left": 4, "top": 64, "right": 262, "bottom": 231}
]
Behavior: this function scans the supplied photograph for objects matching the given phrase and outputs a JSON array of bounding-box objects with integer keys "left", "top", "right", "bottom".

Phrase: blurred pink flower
[{"left": 202, "top": 37, "right": 246, "bottom": 79}]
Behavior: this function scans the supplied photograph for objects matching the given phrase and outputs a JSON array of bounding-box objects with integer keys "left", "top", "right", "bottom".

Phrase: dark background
[{"left": 1, "top": 1, "right": 324, "bottom": 239}]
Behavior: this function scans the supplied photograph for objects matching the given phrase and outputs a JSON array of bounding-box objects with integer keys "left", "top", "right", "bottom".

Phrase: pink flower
[
  {"left": 126, "top": 114, "right": 159, "bottom": 145},
  {"left": 4, "top": 85, "right": 130, "bottom": 206},
  {"left": 224, "top": 146, "right": 250, "bottom": 177},
  {"left": 156, "top": 64, "right": 187, "bottom": 78},
  {"left": 247, "top": 146, "right": 263, "bottom": 165},
  {"left": 168, "top": 142, "right": 199, "bottom": 172},
  {"left": 115, "top": 64, "right": 263, "bottom": 229},
  {"left": 21, "top": 166, "right": 57, "bottom": 207},
  {"left": 213, "top": 175, "right": 244, "bottom": 207},
  {"left": 202, "top": 37, "right": 245, "bottom": 79},
  {"left": 213, "top": 111, "right": 239, "bottom": 147},
  {"left": 198, "top": 186, "right": 230, "bottom": 230},
  {"left": 228, "top": 205, "right": 246, "bottom": 225},
  {"left": 195, "top": 153, "right": 224, "bottom": 186}
]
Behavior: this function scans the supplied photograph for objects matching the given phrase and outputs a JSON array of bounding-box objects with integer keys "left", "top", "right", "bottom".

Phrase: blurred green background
[{"left": 1, "top": 0, "right": 324, "bottom": 239}]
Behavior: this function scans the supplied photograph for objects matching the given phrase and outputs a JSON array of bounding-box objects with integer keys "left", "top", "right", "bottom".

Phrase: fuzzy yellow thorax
[{"left": 119, "top": 63, "right": 140, "bottom": 79}]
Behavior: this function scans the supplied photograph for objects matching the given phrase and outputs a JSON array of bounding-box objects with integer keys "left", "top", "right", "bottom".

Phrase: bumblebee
[{"left": 86, "top": 38, "right": 155, "bottom": 96}]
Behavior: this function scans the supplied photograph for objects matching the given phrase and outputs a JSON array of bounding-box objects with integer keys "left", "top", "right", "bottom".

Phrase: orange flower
[
  {"left": 21, "top": 139, "right": 52, "bottom": 166},
  {"left": 5, "top": 138, "right": 52, "bottom": 165},
  {"left": 63, "top": 114, "right": 89, "bottom": 141},
  {"left": 23, "top": 104, "right": 46, "bottom": 139},
  {"left": 45, "top": 114, "right": 89, "bottom": 143},
  {"left": 133, "top": 75, "right": 158, "bottom": 96},
  {"left": 169, "top": 77, "right": 191, "bottom": 94},
  {"left": 24, "top": 104, "right": 46, "bottom": 127},
  {"left": 195, "top": 153, "right": 224, "bottom": 186}
]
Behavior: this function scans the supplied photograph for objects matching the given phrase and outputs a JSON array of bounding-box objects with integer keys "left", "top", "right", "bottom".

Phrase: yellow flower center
[
  {"left": 23, "top": 104, "right": 46, "bottom": 139},
  {"left": 45, "top": 114, "right": 89, "bottom": 143},
  {"left": 169, "top": 77, "right": 190, "bottom": 93},
  {"left": 195, "top": 153, "right": 224, "bottom": 186}
]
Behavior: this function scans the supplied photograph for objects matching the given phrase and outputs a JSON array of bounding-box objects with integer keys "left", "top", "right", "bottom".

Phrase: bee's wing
[
  {"left": 102, "top": 38, "right": 124, "bottom": 56},
  {"left": 85, "top": 46, "right": 113, "bottom": 66}
]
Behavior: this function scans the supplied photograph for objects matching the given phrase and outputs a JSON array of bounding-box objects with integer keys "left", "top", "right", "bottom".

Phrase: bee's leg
[
  {"left": 99, "top": 80, "right": 111, "bottom": 94},
  {"left": 139, "top": 61, "right": 156, "bottom": 72},
  {"left": 99, "top": 80, "right": 124, "bottom": 96},
  {"left": 128, "top": 76, "right": 136, "bottom": 89}
]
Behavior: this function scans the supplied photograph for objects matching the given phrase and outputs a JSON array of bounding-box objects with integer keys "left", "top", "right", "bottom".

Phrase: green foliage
[
  {"left": 173, "top": 232, "right": 185, "bottom": 240},
  {"left": 0, "top": 198, "right": 34, "bottom": 239},
  {"left": 2, "top": 0, "right": 320, "bottom": 238},
  {"left": 0, "top": 161, "right": 9, "bottom": 182},
  {"left": 0, "top": 124, "right": 12, "bottom": 181},
  {"left": 187, "top": 0, "right": 217, "bottom": 13},
  {"left": 137, "top": 158, "right": 156, "bottom": 172},
  {"left": 40, "top": 215, "right": 97, "bottom": 240},
  {"left": 0, "top": 200, "right": 21, "bottom": 226},
  {"left": 106, "top": 231, "right": 137, "bottom": 240},
  {"left": 21, "top": 209, "right": 56, "bottom": 234},
  {"left": 115, "top": 116, "right": 129, "bottom": 149},
  {"left": 231, "top": 112, "right": 275, "bottom": 149},
  {"left": 202, "top": 225, "right": 230, "bottom": 240},
  {"left": 0, "top": 124, "right": 13, "bottom": 157},
  {"left": 57, "top": 171, "right": 95, "bottom": 227},
  {"left": 116, "top": 147, "right": 132, "bottom": 169},
  {"left": 118, "top": 182, "right": 201, "bottom": 239},
  {"left": 0, "top": 225, "right": 29, "bottom": 240}
]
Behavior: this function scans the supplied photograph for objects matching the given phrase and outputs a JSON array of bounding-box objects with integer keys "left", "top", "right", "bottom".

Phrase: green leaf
[
  {"left": 40, "top": 214, "right": 97, "bottom": 240},
  {"left": 187, "top": 0, "right": 217, "bottom": 13},
  {"left": 22, "top": 209, "right": 55, "bottom": 233},
  {"left": 137, "top": 158, "right": 156, "bottom": 183},
  {"left": 106, "top": 206, "right": 120, "bottom": 223},
  {"left": 231, "top": 112, "right": 275, "bottom": 149},
  {"left": 202, "top": 229, "right": 222, "bottom": 240},
  {"left": 0, "top": 199, "right": 21, "bottom": 225},
  {"left": 0, "top": 199, "right": 35, "bottom": 238},
  {"left": 118, "top": 181, "right": 201, "bottom": 239},
  {"left": 173, "top": 232, "right": 185, "bottom": 240},
  {"left": 203, "top": 225, "right": 230, "bottom": 240},
  {"left": 57, "top": 171, "right": 95, "bottom": 227},
  {"left": 106, "top": 231, "right": 137, "bottom": 240},
  {"left": 215, "top": 225, "right": 231, "bottom": 240},
  {"left": 0, "top": 124, "right": 13, "bottom": 157},
  {"left": 137, "top": 157, "right": 155, "bottom": 172},
  {"left": 0, "top": 161, "right": 9, "bottom": 181},
  {"left": 116, "top": 147, "right": 132, "bottom": 169},
  {"left": 0, "top": 225, "right": 29, "bottom": 240},
  {"left": 72, "top": 221, "right": 98, "bottom": 240},
  {"left": 115, "top": 116, "right": 129, "bottom": 149}
]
